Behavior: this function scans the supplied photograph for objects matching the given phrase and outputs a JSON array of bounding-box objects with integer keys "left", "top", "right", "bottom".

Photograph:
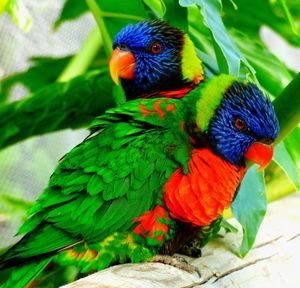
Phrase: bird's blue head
[
  {"left": 196, "top": 76, "right": 279, "bottom": 168},
  {"left": 110, "top": 20, "right": 204, "bottom": 99}
]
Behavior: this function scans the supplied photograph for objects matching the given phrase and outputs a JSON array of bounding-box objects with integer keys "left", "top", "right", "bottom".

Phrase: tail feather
[
  {"left": 2, "top": 258, "right": 53, "bottom": 288},
  {"left": 0, "top": 223, "right": 80, "bottom": 270}
]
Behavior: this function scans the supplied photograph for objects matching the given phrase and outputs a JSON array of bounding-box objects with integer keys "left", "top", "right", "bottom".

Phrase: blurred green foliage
[{"left": 0, "top": 0, "right": 299, "bottom": 268}]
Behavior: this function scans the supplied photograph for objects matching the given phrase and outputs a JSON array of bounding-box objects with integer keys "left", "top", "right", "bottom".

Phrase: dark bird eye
[
  {"left": 234, "top": 117, "right": 247, "bottom": 131},
  {"left": 151, "top": 42, "right": 162, "bottom": 54}
]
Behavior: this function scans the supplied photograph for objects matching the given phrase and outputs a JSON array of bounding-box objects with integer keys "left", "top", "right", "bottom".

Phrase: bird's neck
[
  {"left": 141, "top": 83, "right": 197, "bottom": 99},
  {"left": 121, "top": 78, "right": 198, "bottom": 100}
]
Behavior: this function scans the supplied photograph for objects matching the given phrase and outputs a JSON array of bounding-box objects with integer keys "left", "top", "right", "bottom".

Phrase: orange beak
[
  {"left": 245, "top": 142, "right": 274, "bottom": 171},
  {"left": 109, "top": 47, "right": 136, "bottom": 85}
]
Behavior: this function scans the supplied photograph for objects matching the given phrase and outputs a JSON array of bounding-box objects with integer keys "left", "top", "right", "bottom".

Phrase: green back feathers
[
  {"left": 181, "top": 35, "right": 204, "bottom": 83},
  {"left": 196, "top": 74, "right": 237, "bottom": 131}
]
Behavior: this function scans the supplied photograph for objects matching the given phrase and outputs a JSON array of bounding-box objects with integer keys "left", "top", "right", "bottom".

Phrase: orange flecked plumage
[
  {"left": 153, "top": 100, "right": 165, "bottom": 119},
  {"left": 139, "top": 104, "right": 155, "bottom": 118},
  {"left": 164, "top": 148, "right": 246, "bottom": 226},
  {"left": 133, "top": 205, "right": 171, "bottom": 242}
]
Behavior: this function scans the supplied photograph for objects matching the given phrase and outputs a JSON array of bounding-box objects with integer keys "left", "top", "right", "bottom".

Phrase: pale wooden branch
[{"left": 62, "top": 192, "right": 300, "bottom": 288}]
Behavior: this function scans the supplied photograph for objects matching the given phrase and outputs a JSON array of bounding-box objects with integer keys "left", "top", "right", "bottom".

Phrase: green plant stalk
[
  {"left": 57, "top": 27, "right": 102, "bottom": 82},
  {"left": 100, "top": 11, "right": 144, "bottom": 21},
  {"left": 273, "top": 73, "right": 300, "bottom": 144},
  {"left": 278, "top": 0, "right": 299, "bottom": 36},
  {"left": 86, "top": 0, "right": 127, "bottom": 105},
  {"left": 0, "top": 0, "right": 9, "bottom": 15},
  {"left": 86, "top": 0, "right": 113, "bottom": 57}
]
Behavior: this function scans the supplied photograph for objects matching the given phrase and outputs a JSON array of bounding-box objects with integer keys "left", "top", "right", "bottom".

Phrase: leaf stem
[
  {"left": 86, "top": 0, "right": 129, "bottom": 105},
  {"left": 277, "top": 0, "right": 299, "bottom": 36},
  {"left": 57, "top": 27, "right": 102, "bottom": 82},
  {"left": 86, "top": 0, "right": 113, "bottom": 57}
]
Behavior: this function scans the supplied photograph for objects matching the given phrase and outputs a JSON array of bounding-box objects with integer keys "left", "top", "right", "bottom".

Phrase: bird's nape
[{"left": 205, "top": 78, "right": 279, "bottom": 167}]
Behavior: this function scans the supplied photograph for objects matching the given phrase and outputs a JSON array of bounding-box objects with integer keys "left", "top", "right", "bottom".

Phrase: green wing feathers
[{"left": 0, "top": 97, "right": 191, "bottom": 286}]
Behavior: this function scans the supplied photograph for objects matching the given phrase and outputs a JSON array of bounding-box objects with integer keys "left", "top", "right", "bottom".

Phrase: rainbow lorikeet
[
  {"left": 109, "top": 20, "right": 204, "bottom": 99},
  {"left": 0, "top": 20, "right": 203, "bottom": 150},
  {"left": 0, "top": 74, "right": 279, "bottom": 287}
]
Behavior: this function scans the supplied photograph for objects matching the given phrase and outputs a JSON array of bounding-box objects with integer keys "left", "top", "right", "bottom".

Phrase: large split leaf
[
  {"left": 187, "top": 5, "right": 214, "bottom": 55},
  {"left": 231, "top": 166, "right": 267, "bottom": 257},
  {"left": 0, "top": 56, "right": 72, "bottom": 103},
  {"left": 179, "top": 0, "right": 254, "bottom": 76}
]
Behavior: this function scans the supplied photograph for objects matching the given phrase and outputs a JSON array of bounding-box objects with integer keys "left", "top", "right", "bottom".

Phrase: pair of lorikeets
[{"left": 0, "top": 20, "right": 279, "bottom": 287}]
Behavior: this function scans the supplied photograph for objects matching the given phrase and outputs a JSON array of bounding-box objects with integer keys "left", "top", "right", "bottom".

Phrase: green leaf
[
  {"left": 273, "top": 141, "right": 300, "bottom": 190},
  {"left": 142, "top": 0, "right": 189, "bottom": 34},
  {"left": 0, "top": 70, "right": 115, "bottom": 150},
  {"left": 57, "top": 27, "right": 103, "bottom": 82},
  {"left": 221, "top": 218, "right": 238, "bottom": 234},
  {"left": 273, "top": 73, "right": 300, "bottom": 143},
  {"left": 0, "top": 56, "right": 71, "bottom": 102},
  {"left": 186, "top": 6, "right": 221, "bottom": 77},
  {"left": 180, "top": 0, "right": 254, "bottom": 76},
  {"left": 228, "top": 29, "right": 293, "bottom": 96},
  {"left": 54, "top": 0, "right": 89, "bottom": 30},
  {"left": 5, "top": 0, "right": 31, "bottom": 32},
  {"left": 231, "top": 166, "right": 267, "bottom": 257},
  {"left": 273, "top": 142, "right": 300, "bottom": 190},
  {"left": 163, "top": 0, "right": 188, "bottom": 32},
  {"left": 284, "top": 127, "right": 300, "bottom": 169},
  {"left": 142, "top": 0, "right": 165, "bottom": 19},
  {"left": 196, "top": 50, "right": 219, "bottom": 78},
  {"left": 187, "top": 5, "right": 213, "bottom": 50},
  {"left": 223, "top": 0, "right": 300, "bottom": 46}
]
